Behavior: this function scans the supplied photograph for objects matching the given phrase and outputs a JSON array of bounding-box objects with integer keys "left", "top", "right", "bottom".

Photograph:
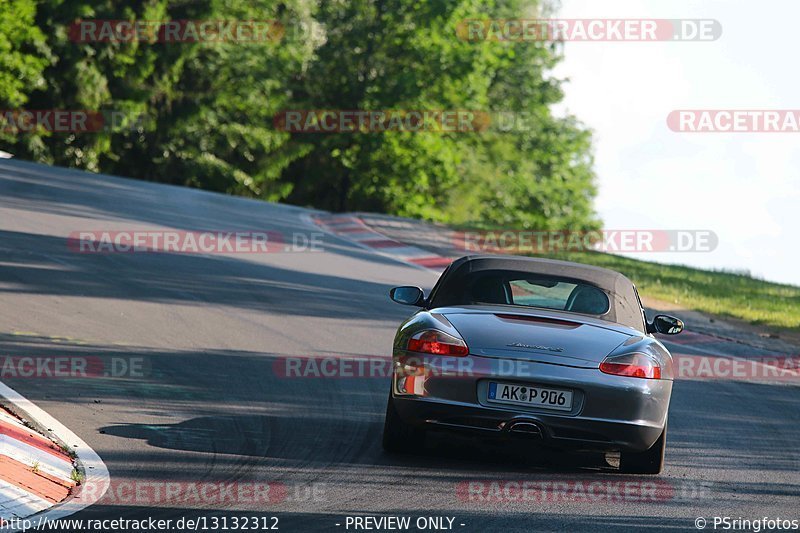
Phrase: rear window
[{"left": 447, "top": 271, "right": 610, "bottom": 316}]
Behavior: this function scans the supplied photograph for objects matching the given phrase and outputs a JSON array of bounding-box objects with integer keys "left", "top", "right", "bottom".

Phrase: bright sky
[{"left": 551, "top": 0, "right": 800, "bottom": 286}]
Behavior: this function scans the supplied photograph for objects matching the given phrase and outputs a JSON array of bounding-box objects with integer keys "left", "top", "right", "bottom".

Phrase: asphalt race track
[{"left": 1, "top": 159, "right": 798, "bottom": 532}]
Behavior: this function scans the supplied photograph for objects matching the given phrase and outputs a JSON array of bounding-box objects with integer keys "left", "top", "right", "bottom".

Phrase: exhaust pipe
[{"left": 506, "top": 421, "right": 543, "bottom": 438}]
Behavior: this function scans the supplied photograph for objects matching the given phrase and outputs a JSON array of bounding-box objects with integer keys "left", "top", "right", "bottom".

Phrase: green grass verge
[{"left": 538, "top": 251, "right": 800, "bottom": 330}]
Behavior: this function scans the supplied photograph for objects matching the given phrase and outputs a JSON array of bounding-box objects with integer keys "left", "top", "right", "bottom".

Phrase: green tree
[
  {"left": 3, "top": 0, "right": 317, "bottom": 199},
  {"left": 281, "top": 0, "right": 599, "bottom": 230},
  {"left": 108, "top": 0, "right": 320, "bottom": 200},
  {"left": 0, "top": 0, "right": 49, "bottom": 146},
  {"left": 0, "top": 0, "right": 48, "bottom": 106},
  {"left": 1, "top": 0, "right": 600, "bottom": 232}
]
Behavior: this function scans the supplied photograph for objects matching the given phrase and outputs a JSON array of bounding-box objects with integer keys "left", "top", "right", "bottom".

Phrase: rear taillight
[
  {"left": 407, "top": 329, "right": 469, "bottom": 356},
  {"left": 600, "top": 353, "right": 661, "bottom": 379}
]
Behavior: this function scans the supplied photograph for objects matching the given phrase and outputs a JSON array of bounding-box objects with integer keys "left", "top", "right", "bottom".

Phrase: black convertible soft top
[{"left": 427, "top": 255, "right": 646, "bottom": 332}]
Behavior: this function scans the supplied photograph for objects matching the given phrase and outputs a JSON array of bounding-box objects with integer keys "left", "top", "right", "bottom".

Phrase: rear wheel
[
  {"left": 619, "top": 423, "right": 667, "bottom": 475},
  {"left": 382, "top": 394, "right": 426, "bottom": 453}
]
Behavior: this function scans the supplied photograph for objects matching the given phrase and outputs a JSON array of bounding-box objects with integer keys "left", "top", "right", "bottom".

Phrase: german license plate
[{"left": 488, "top": 382, "right": 573, "bottom": 411}]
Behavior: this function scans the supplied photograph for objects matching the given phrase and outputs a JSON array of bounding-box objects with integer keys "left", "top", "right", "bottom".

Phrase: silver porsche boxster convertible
[{"left": 383, "top": 255, "right": 683, "bottom": 474}]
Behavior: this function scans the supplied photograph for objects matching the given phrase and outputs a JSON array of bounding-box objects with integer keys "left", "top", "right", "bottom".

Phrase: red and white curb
[
  {"left": 311, "top": 214, "right": 453, "bottom": 272},
  {"left": 0, "top": 382, "right": 109, "bottom": 531},
  {"left": 0, "top": 409, "right": 73, "bottom": 518}
]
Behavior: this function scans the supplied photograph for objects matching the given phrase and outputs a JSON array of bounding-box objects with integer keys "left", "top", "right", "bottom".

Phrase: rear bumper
[
  {"left": 391, "top": 353, "right": 671, "bottom": 452},
  {"left": 393, "top": 396, "right": 664, "bottom": 452}
]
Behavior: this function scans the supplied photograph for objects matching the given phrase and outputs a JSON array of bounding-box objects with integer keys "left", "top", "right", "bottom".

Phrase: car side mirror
[
  {"left": 648, "top": 314, "right": 684, "bottom": 335},
  {"left": 389, "top": 286, "right": 425, "bottom": 307}
]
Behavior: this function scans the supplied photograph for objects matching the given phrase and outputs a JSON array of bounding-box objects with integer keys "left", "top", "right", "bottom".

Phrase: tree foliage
[{"left": 0, "top": 0, "right": 599, "bottom": 230}]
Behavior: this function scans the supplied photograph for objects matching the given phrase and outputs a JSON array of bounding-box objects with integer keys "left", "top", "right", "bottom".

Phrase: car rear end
[{"left": 390, "top": 308, "right": 673, "bottom": 453}]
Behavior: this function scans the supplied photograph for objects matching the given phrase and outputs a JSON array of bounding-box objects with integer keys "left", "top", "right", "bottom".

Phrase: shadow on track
[{"left": 0, "top": 229, "right": 413, "bottom": 320}]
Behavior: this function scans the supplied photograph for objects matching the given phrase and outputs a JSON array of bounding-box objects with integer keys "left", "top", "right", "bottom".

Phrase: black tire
[
  {"left": 619, "top": 423, "right": 667, "bottom": 475},
  {"left": 382, "top": 394, "right": 426, "bottom": 453}
]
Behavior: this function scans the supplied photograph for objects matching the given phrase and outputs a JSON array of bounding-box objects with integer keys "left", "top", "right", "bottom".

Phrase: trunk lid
[{"left": 442, "top": 309, "right": 635, "bottom": 368}]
